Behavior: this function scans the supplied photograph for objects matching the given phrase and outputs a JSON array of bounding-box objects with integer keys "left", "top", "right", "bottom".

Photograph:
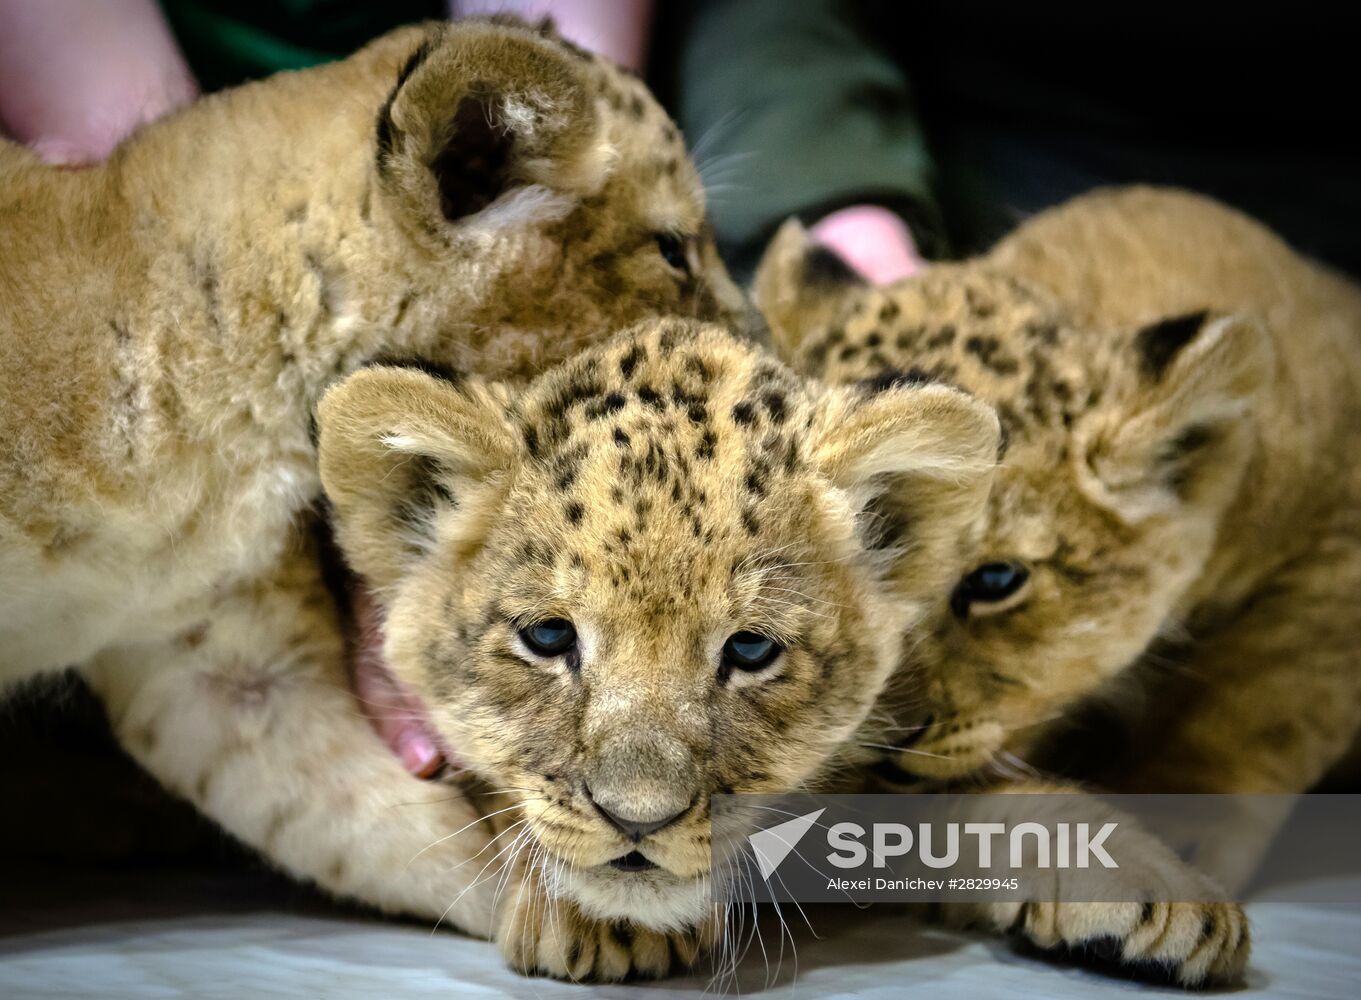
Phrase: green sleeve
[
  {"left": 668, "top": 0, "right": 942, "bottom": 276},
  {"left": 159, "top": 0, "right": 443, "bottom": 92}
]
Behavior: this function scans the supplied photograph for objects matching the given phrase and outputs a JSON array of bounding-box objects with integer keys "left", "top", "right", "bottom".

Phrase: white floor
[{"left": 2, "top": 864, "right": 1357, "bottom": 999}]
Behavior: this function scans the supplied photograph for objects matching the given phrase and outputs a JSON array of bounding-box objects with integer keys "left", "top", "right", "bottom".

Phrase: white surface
[{"left": 2, "top": 865, "right": 1358, "bottom": 999}]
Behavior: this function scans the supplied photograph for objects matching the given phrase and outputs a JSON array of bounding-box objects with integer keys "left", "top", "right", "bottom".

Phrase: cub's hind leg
[{"left": 83, "top": 546, "right": 507, "bottom": 936}]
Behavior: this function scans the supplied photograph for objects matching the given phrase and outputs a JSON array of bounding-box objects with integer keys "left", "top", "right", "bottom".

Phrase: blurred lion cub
[
  {"left": 760, "top": 187, "right": 1361, "bottom": 804},
  {"left": 758, "top": 186, "right": 1361, "bottom": 983}
]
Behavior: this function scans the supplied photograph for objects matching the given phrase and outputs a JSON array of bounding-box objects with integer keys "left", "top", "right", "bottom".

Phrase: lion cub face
[
  {"left": 365, "top": 20, "right": 745, "bottom": 376},
  {"left": 756, "top": 222, "right": 1273, "bottom": 782},
  {"left": 317, "top": 321, "right": 997, "bottom": 928}
]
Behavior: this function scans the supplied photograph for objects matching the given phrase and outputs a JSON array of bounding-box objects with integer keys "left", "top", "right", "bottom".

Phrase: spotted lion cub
[
  {"left": 2, "top": 18, "right": 740, "bottom": 931},
  {"left": 757, "top": 186, "right": 1361, "bottom": 984},
  {"left": 316, "top": 319, "right": 999, "bottom": 979}
]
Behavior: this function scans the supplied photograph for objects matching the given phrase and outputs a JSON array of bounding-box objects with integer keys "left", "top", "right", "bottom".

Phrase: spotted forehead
[
  {"left": 507, "top": 324, "right": 815, "bottom": 560},
  {"left": 797, "top": 269, "right": 1105, "bottom": 447}
]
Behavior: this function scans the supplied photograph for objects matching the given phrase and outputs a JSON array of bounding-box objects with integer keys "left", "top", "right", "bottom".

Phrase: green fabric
[
  {"left": 160, "top": 0, "right": 443, "bottom": 92},
  {"left": 663, "top": 0, "right": 942, "bottom": 278}
]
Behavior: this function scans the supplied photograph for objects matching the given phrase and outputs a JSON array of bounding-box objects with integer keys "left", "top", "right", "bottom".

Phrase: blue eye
[
  {"left": 722, "top": 631, "right": 782, "bottom": 672},
  {"left": 656, "top": 233, "right": 690, "bottom": 272},
  {"left": 521, "top": 619, "right": 577, "bottom": 656},
  {"left": 951, "top": 562, "right": 1030, "bottom": 618}
]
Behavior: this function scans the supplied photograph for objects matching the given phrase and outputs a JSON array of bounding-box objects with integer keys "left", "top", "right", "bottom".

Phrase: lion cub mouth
[{"left": 609, "top": 850, "right": 660, "bottom": 872}]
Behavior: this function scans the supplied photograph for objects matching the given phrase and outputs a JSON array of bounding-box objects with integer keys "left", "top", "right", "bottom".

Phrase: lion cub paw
[
  {"left": 952, "top": 898, "right": 1249, "bottom": 987},
  {"left": 497, "top": 884, "right": 709, "bottom": 981}
]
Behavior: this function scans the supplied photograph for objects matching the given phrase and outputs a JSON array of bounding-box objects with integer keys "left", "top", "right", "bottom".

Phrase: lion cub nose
[{"left": 586, "top": 785, "right": 692, "bottom": 841}]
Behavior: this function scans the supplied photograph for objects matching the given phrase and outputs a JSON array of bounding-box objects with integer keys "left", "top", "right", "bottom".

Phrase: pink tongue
[{"left": 349, "top": 586, "right": 450, "bottom": 779}]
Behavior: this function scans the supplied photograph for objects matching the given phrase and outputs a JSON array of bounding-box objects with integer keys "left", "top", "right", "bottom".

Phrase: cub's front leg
[
  {"left": 495, "top": 857, "right": 715, "bottom": 981},
  {"left": 83, "top": 548, "right": 504, "bottom": 937},
  {"left": 935, "top": 785, "right": 1249, "bottom": 987}
]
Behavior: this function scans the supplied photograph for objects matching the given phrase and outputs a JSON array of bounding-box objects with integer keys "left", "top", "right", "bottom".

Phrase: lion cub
[
  {"left": 757, "top": 186, "right": 1361, "bottom": 983},
  {"left": 1, "top": 18, "right": 740, "bottom": 933},
  {"left": 315, "top": 320, "right": 999, "bottom": 978}
]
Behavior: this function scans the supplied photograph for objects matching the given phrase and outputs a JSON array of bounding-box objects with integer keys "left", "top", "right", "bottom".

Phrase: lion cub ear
[
  {"left": 374, "top": 21, "right": 612, "bottom": 233},
  {"left": 754, "top": 219, "right": 868, "bottom": 359},
  {"left": 1079, "top": 311, "right": 1275, "bottom": 522},
  {"left": 812, "top": 378, "right": 999, "bottom": 596},
  {"left": 316, "top": 365, "right": 519, "bottom": 589}
]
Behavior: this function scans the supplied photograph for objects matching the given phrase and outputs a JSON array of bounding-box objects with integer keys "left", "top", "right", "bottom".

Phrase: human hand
[
  {"left": 452, "top": 0, "right": 654, "bottom": 72},
  {"left": 0, "top": 0, "right": 197, "bottom": 164},
  {"left": 809, "top": 204, "right": 927, "bottom": 285}
]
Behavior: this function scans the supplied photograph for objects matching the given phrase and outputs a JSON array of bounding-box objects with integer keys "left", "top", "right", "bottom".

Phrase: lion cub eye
[
  {"left": 520, "top": 618, "right": 577, "bottom": 657},
  {"left": 721, "top": 631, "right": 782, "bottom": 672},
  {"left": 655, "top": 233, "right": 691, "bottom": 274},
  {"left": 951, "top": 562, "right": 1031, "bottom": 619}
]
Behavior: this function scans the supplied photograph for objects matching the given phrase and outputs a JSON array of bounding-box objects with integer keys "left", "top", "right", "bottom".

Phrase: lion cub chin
[
  {"left": 756, "top": 185, "right": 1361, "bottom": 986},
  {"left": 316, "top": 318, "right": 999, "bottom": 979}
]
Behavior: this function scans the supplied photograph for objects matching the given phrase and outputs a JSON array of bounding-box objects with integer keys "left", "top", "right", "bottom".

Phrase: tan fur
[
  {"left": 757, "top": 186, "right": 1361, "bottom": 985},
  {"left": 0, "top": 18, "right": 744, "bottom": 940},
  {"left": 316, "top": 319, "right": 998, "bottom": 977}
]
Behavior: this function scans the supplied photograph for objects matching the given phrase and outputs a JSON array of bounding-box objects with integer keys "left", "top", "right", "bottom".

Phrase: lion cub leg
[
  {"left": 936, "top": 785, "right": 1249, "bottom": 987},
  {"left": 83, "top": 548, "right": 505, "bottom": 936},
  {"left": 495, "top": 858, "right": 716, "bottom": 982}
]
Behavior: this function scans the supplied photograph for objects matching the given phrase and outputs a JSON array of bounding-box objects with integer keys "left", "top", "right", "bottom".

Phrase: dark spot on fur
[
  {"left": 965, "top": 334, "right": 1019, "bottom": 375},
  {"left": 585, "top": 391, "right": 627, "bottom": 420},
  {"left": 731, "top": 402, "right": 757, "bottom": 426},
  {"left": 685, "top": 354, "right": 712, "bottom": 383},
  {"left": 391, "top": 289, "right": 416, "bottom": 329},
  {"left": 859, "top": 367, "right": 935, "bottom": 393},
  {"left": 926, "top": 326, "right": 956, "bottom": 349},
  {"left": 697, "top": 429, "right": 717, "bottom": 460},
  {"left": 613, "top": 427, "right": 631, "bottom": 447},
  {"left": 966, "top": 286, "right": 996, "bottom": 317},
  {"left": 619, "top": 344, "right": 644, "bottom": 380}
]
